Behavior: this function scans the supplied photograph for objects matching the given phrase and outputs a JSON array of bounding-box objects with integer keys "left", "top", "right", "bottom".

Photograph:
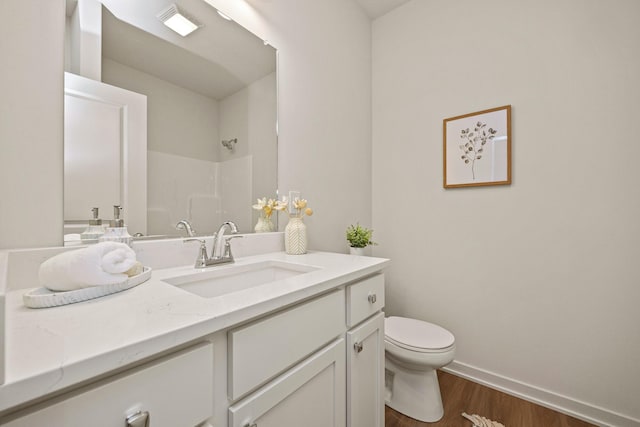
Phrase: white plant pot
[{"left": 349, "top": 247, "right": 366, "bottom": 256}]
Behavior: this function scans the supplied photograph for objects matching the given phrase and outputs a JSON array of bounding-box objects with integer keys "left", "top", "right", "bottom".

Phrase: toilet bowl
[{"left": 384, "top": 316, "right": 455, "bottom": 422}]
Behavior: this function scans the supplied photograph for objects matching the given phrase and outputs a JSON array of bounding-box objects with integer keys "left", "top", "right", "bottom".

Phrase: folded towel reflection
[{"left": 39, "top": 242, "right": 138, "bottom": 292}]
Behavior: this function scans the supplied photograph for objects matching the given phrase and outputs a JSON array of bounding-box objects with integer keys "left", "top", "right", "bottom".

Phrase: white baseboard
[{"left": 442, "top": 361, "right": 640, "bottom": 427}]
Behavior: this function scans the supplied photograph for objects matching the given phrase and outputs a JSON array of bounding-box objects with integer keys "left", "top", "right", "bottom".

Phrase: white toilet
[{"left": 384, "top": 316, "right": 456, "bottom": 422}]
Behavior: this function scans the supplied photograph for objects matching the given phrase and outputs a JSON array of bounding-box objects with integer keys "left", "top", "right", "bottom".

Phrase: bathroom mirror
[{"left": 63, "top": 0, "right": 277, "bottom": 242}]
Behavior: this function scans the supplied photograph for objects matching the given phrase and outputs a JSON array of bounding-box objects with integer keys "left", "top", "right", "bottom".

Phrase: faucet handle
[
  {"left": 223, "top": 235, "right": 243, "bottom": 259},
  {"left": 183, "top": 238, "right": 205, "bottom": 244},
  {"left": 184, "top": 238, "right": 208, "bottom": 268}
]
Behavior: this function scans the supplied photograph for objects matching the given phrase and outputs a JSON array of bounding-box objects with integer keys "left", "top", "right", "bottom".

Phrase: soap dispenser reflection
[
  {"left": 99, "top": 205, "right": 133, "bottom": 247},
  {"left": 80, "top": 207, "right": 105, "bottom": 242}
]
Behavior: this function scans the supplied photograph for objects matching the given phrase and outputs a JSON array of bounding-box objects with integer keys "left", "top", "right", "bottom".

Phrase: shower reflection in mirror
[
  {"left": 63, "top": 1, "right": 277, "bottom": 243},
  {"left": 222, "top": 138, "right": 238, "bottom": 152}
]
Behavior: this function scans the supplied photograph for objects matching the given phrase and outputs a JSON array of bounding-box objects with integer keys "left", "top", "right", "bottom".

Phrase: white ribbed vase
[
  {"left": 285, "top": 216, "right": 307, "bottom": 255},
  {"left": 254, "top": 216, "right": 275, "bottom": 233}
]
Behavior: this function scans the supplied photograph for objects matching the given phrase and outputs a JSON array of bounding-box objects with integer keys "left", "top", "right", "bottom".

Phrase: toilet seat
[{"left": 385, "top": 316, "right": 455, "bottom": 353}]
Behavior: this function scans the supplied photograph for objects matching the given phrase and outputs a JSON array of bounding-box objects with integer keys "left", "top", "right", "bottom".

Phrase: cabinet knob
[
  {"left": 244, "top": 423, "right": 257, "bottom": 427},
  {"left": 354, "top": 342, "right": 364, "bottom": 353},
  {"left": 367, "top": 293, "right": 377, "bottom": 304},
  {"left": 126, "top": 411, "right": 150, "bottom": 427}
]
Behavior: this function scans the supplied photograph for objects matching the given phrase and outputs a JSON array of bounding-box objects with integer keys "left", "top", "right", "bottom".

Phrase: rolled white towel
[{"left": 39, "top": 242, "right": 138, "bottom": 292}]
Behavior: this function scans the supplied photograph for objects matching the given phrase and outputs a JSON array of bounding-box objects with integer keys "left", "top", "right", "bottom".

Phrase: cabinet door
[
  {"left": 229, "top": 338, "right": 346, "bottom": 427},
  {"left": 347, "top": 312, "right": 384, "bottom": 427}
]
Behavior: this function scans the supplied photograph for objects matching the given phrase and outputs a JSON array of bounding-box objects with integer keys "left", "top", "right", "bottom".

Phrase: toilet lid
[{"left": 385, "top": 316, "right": 455, "bottom": 350}]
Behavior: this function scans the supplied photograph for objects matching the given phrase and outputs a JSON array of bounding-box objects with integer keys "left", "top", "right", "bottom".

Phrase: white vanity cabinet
[
  {"left": 346, "top": 274, "right": 385, "bottom": 427},
  {"left": 2, "top": 343, "right": 214, "bottom": 427},
  {"left": 0, "top": 253, "right": 388, "bottom": 427},
  {"left": 226, "top": 274, "right": 385, "bottom": 427}
]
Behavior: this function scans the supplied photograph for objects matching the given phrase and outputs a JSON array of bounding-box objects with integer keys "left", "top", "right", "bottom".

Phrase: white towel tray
[{"left": 23, "top": 267, "right": 152, "bottom": 309}]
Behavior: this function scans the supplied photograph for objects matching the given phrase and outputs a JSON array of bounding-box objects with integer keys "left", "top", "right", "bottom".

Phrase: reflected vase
[
  {"left": 254, "top": 216, "right": 275, "bottom": 233},
  {"left": 285, "top": 216, "right": 307, "bottom": 255}
]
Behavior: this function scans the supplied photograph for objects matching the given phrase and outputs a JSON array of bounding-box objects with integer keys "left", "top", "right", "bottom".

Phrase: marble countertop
[{"left": 0, "top": 250, "right": 389, "bottom": 415}]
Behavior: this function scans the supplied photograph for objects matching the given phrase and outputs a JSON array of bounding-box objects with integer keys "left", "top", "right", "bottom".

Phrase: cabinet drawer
[
  {"left": 346, "top": 274, "right": 384, "bottom": 327},
  {"left": 3, "top": 343, "right": 214, "bottom": 427},
  {"left": 228, "top": 289, "right": 345, "bottom": 400}
]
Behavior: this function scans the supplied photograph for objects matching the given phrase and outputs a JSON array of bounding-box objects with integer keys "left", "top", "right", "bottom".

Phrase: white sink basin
[{"left": 163, "top": 260, "right": 320, "bottom": 298}]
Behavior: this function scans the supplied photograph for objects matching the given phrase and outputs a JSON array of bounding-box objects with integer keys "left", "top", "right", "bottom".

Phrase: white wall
[
  {"left": 0, "top": 0, "right": 65, "bottom": 249},
  {"left": 102, "top": 58, "right": 220, "bottom": 162},
  {"left": 372, "top": 0, "right": 640, "bottom": 425},
  {"left": 212, "top": 0, "right": 373, "bottom": 251},
  {"left": 67, "top": 0, "right": 102, "bottom": 80},
  {"left": 147, "top": 150, "right": 220, "bottom": 236},
  {"left": 220, "top": 72, "right": 278, "bottom": 228},
  {"left": 220, "top": 85, "right": 249, "bottom": 160}
]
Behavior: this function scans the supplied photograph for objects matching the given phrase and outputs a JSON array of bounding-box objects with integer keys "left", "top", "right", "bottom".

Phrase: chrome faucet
[
  {"left": 175, "top": 219, "right": 196, "bottom": 237},
  {"left": 184, "top": 221, "right": 241, "bottom": 268},
  {"left": 212, "top": 221, "right": 239, "bottom": 258}
]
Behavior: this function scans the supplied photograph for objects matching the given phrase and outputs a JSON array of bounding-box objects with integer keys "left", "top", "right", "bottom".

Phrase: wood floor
[{"left": 385, "top": 371, "right": 596, "bottom": 427}]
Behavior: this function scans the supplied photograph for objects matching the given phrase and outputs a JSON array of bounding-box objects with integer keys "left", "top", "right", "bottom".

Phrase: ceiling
[
  {"left": 68, "top": 0, "right": 276, "bottom": 100},
  {"left": 69, "top": 0, "right": 412, "bottom": 24},
  {"left": 102, "top": 8, "right": 273, "bottom": 100},
  {"left": 68, "top": 0, "right": 410, "bottom": 98},
  {"left": 352, "top": 0, "right": 411, "bottom": 19}
]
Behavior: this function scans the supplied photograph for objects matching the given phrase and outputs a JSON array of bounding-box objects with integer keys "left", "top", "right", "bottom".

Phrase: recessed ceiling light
[{"left": 157, "top": 4, "right": 200, "bottom": 37}]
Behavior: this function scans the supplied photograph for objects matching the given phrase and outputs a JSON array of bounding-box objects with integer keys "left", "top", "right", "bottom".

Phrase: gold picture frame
[{"left": 443, "top": 105, "right": 511, "bottom": 188}]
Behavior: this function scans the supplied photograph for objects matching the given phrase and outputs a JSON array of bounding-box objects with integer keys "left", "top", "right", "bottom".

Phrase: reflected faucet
[{"left": 176, "top": 220, "right": 196, "bottom": 237}]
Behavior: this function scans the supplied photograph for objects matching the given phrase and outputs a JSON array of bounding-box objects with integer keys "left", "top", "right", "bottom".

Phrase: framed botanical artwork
[{"left": 443, "top": 105, "right": 511, "bottom": 188}]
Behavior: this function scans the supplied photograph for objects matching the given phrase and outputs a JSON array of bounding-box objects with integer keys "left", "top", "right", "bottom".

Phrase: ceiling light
[
  {"left": 217, "top": 10, "right": 232, "bottom": 21},
  {"left": 157, "top": 4, "right": 200, "bottom": 37}
]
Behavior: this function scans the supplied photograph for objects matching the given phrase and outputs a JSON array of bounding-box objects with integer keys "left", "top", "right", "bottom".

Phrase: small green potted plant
[{"left": 346, "top": 223, "right": 376, "bottom": 255}]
